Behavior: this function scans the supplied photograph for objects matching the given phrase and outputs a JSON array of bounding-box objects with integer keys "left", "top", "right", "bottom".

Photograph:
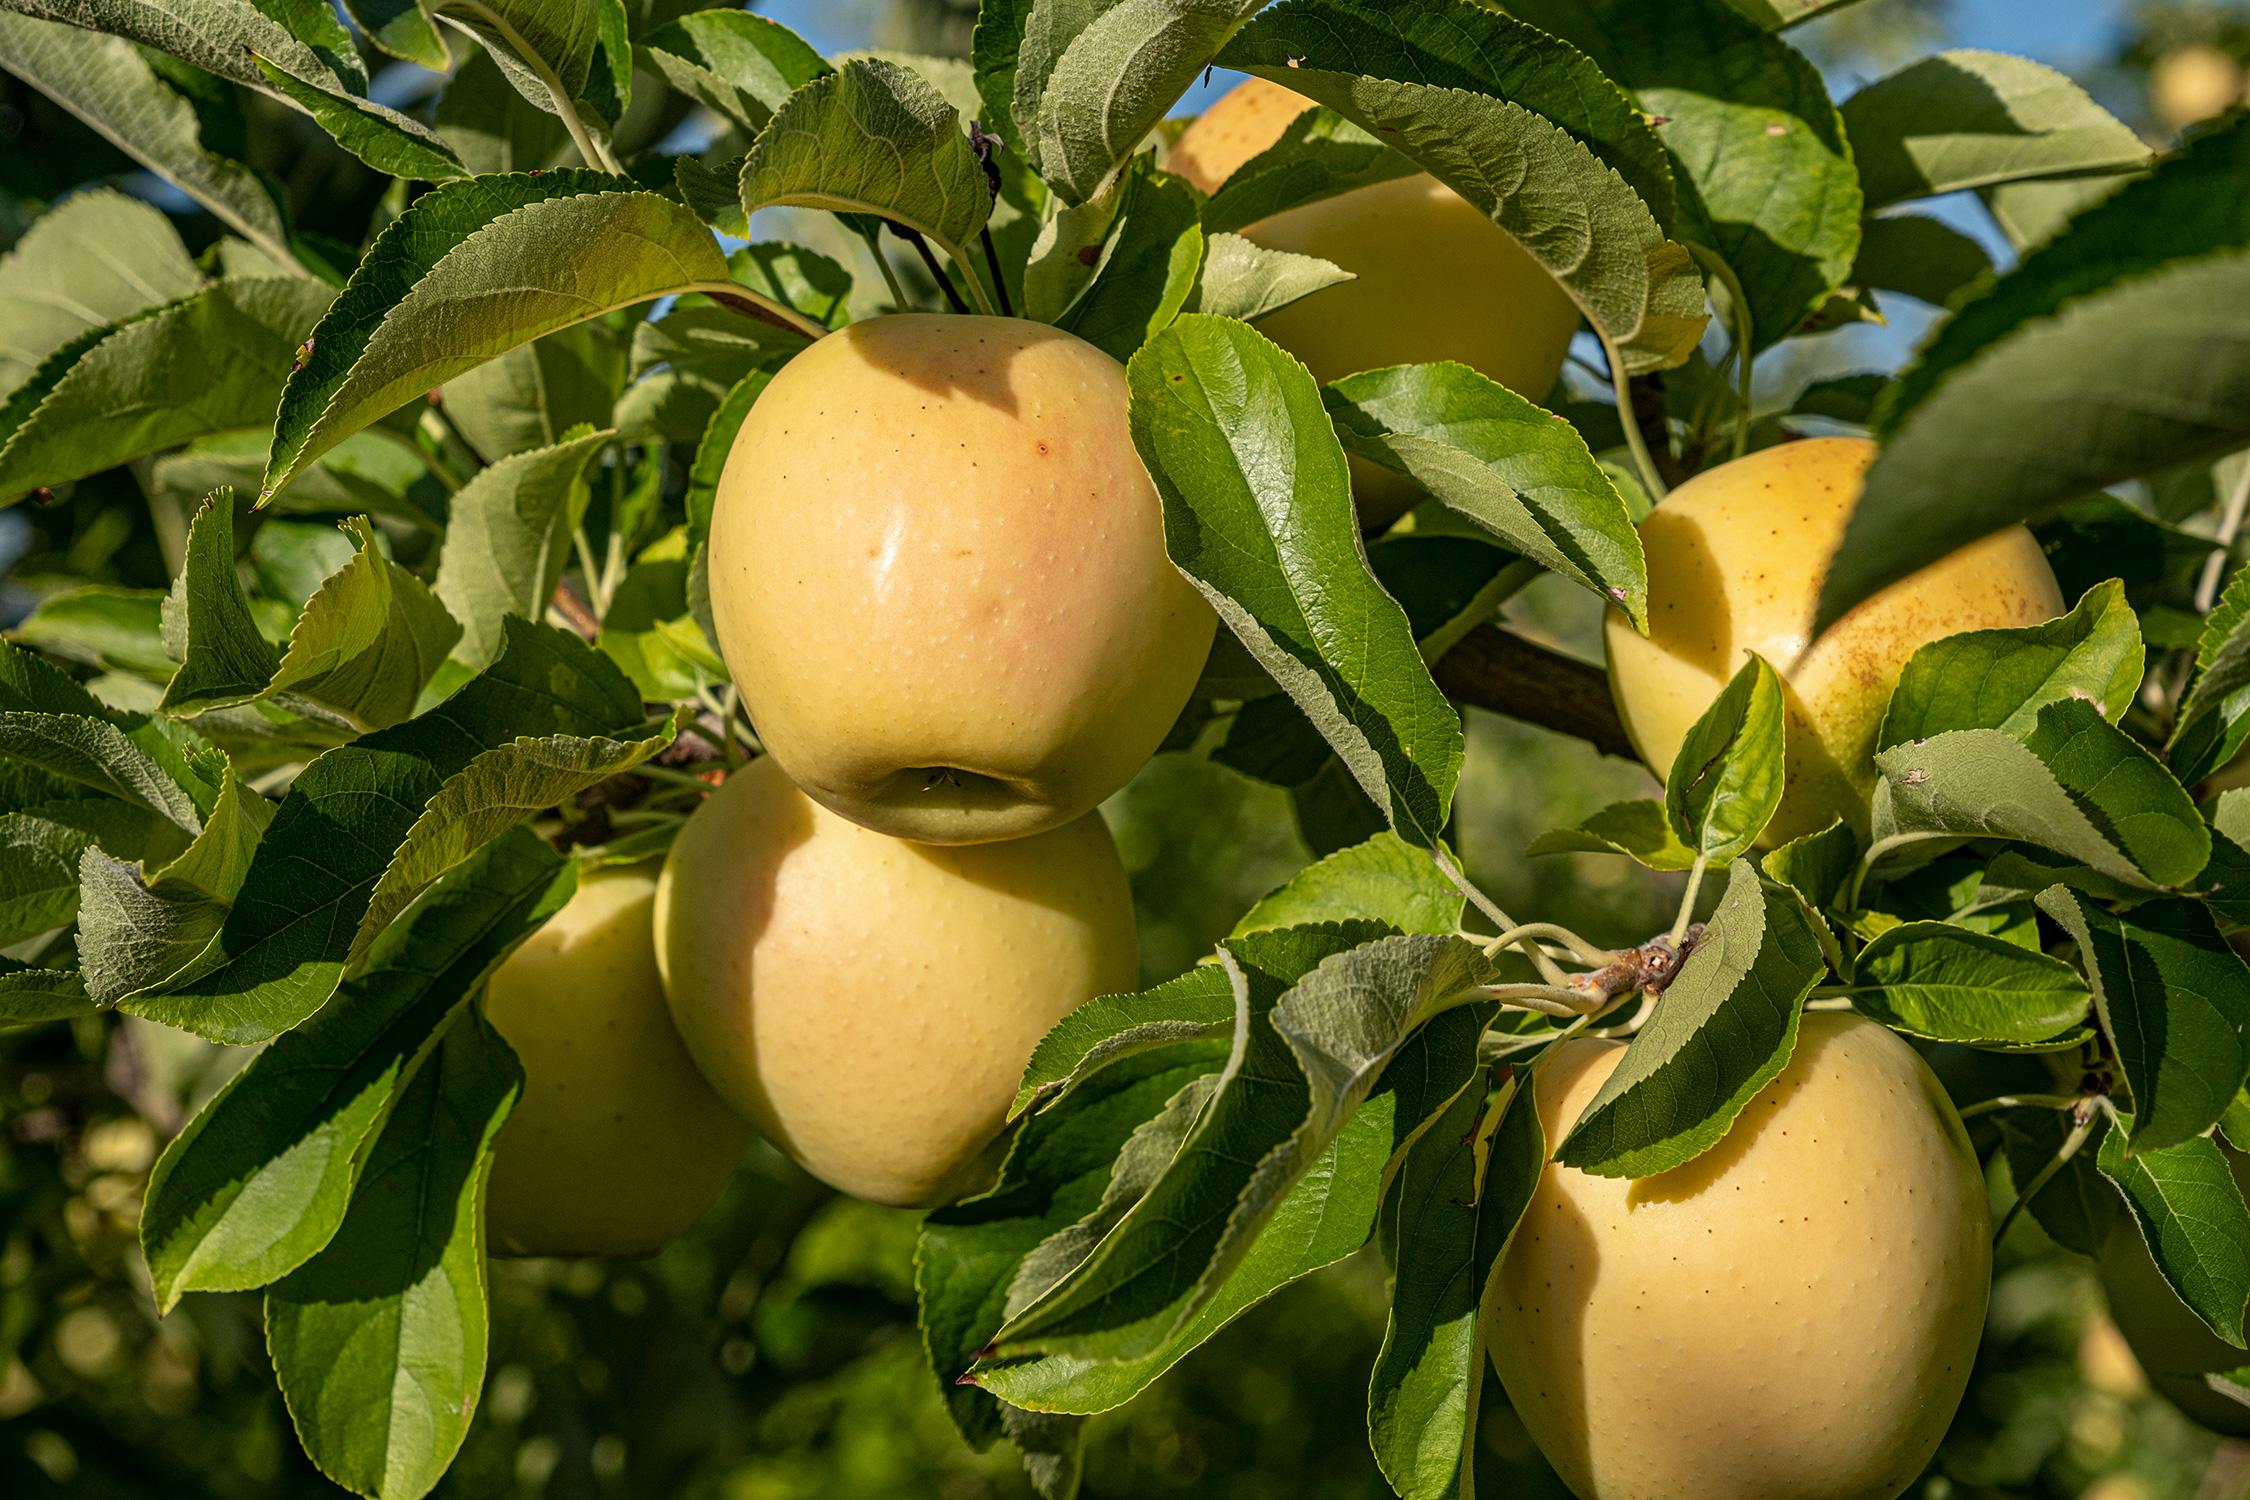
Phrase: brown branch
[{"left": 1431, "top": 623, "right": 1636, "bottom": 761}]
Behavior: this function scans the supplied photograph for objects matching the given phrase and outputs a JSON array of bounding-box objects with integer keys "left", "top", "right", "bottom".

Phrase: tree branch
[{"left": 1431, "top": 624, "right": 1635, "bottom": 760}]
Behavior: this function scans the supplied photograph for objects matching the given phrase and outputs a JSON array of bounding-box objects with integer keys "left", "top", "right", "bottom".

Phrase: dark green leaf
[
  {"left": 1528, "top": 799, "right": 1697, "bottom": 872},
  {"left": 1323, "top": 363, "right": 1646, "bottom": 623},
  {"left": 1815, "top": 116, "right": 2250, "bottom": 632},
  {"left": 1850, "top": 920, "right": 2091, "bottom": 1047},
  {"left": 140, "top": 832, "right": 569, "bottom": 1308},
  {"left": 1368, "top": 1071, "right": 1543, "bottom": 1500},
  {"left": 1557, "top": 862, "right": 1827, "bottom": 1177},
  {"left": 0, "top": 277, "right": 332, "bottom": 505},
  {"left": 433, "top": 426, "right": 612, "bottom": 669},
  {"left": 737, "top": 58, "right": 993, "bottom": 290},
  {"left": 1880, "top": 579, "right": 2145, "bottom": 749},
  {"left": 640, "top": 8, "right": 829, "bottom": 135},
  {"left": 266, "top": 1004, "right": 523, "bottom": 1500},
  {"left": 122, "top": 621, "right": 661, "bottom": 1043},
  {"left": 2097, "top": 1117, "right": 2250, "bottom": 1347},
  {"left": 1665, "top": 654, "right": 1786, "bottom": 864},
  {"left": 2039, "top": 890, "right": 2250, "bottom": 1154},
  {"left": 1128, "top": 315, "right": 1461, "bottom": 845},
  {"left": 1874, "top": 700, "right": 2209, "bottom": 891},
  {"left": 1841, "top": 49, "right": 2147, "bottom": 210}
]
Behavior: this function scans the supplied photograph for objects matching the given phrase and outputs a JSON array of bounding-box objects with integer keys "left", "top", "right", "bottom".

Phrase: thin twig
[
  {"left": 900, "top": 227, "right": 972, "bottom": 314},
  {"left": 981, "top": 228, "right": 1015, "bottom": 317},
  {"left": 1960, "top": 1092, "right": 2082, "bottom": 1120},
  {"left": 1993, "top": 1105, "right": 2098, "bottom": 1245}
]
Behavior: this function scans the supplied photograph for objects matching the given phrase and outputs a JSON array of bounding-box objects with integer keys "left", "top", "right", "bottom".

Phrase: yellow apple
[
  {"left": 1168, "top": 77, "right": 1582, "bottom": 516},
  {"left": 481, "top": 865, "right": 752, "bottom": 1258},
  {"left": 1605, "top": 437, "right": 2065, "bottom": 846},
  {"left": 1488, "top": 1012, "right": 1991, "bottom": 1500},
  {"left": 2151, "top": 44, "right": 2245, "bottom": 131},
  {"left": 2097, "top": 1141, "right": 2250, "bottom": 1438},
  {"left": 708, "top": 313, "right": 1214, "bottom": 845},
  {"left": 654, "top": 756, "right": 1139, "bottom": 1207}
]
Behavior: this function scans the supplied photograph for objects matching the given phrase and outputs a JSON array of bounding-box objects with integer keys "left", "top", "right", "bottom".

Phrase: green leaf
[
  {"left": 122, "top": 621, "right": 661, "bottom": 1044},
  {"left": 1197, "top": 106, "right": 1417, "bottom": 234},
  {"left": 1814, "top": 116, "right": 2250, "bottom": 632},
  {"left": 1232, "top": 832, "right": 1464, "bottom": 939},
  {"left": 0, "top": 277, "right": 333, "bottom": 505},
  {"left": 1013, "top": 964, "right": 1239, "bottom": 1120},
  {"left": 245, "top": 52, "right": 466, "bottom": 181},
  {"left": 1367, "top": 1069, "right": 1543, "bottom": 1500},
  {"left": 0, "top": 961, "right": 94, "bottom": 1027},
  {"left": 0, "top": 812, "right": 93, "bottom": 943},
  {"left": 977, "top": 961, "right": 1490, "bottom": 1414},
  {"left": 433, "top": 45, "right": 571, "bottom": 174},
  {"left": 1557, "top": 861, "right": 1827, "bottom": 1177},
  {"left": 1998, "top": 1106, "right": 2113, "bottom": 1255},
  {"left": 1022, "top": 154, "right": 1202, "bottom": 362},
  {"left": 1880, "top": 579, "right": 2145, "bottom": 750},
  {"left": 1841, "top": 49, "right": 2147, "bottom": 210},
  {"left": 139, "top": 832, "right": 567, "bottom": 1310},
  {"left": 1718, "top": 0, "right": 1862, "bottom": 24},
  {"left": 1323, "top": 363, "right": 1646, "bottom": 624},
  {"left": 1128, "top": 316, "right": 1462, "bottom": 845},
  {"left": 2097, "top": 1117, "right": 2250, "bottom": 1348},
  {"left": 921, "top": 1047, "right": 1224, "bottom": 1449},
  {"left": 433, "top": 426, "right": 611, "bottom": 669},
  {"left": 1665, "top": 654, "right": 1786, "bottom": 864},
  {"left": 1528, "top": 798, "right": 1698, "bottom": 872},
  {"left": 991, "top": 931, "right": 1493, "bottom": 1364},
  {"left": 265, "top": 171, "right": 803, "bottom": 496},
  {"left": 640, "top": 8, "right": 829, "bottom": 135},
  {"left": 78, "top": 756, "right": 275, "bottom": 1004},
  {"left": 1504, "top": 0, "right": 1860, "bottom": 351},
  {"left": 266, "top": 1003, "right": 522, "bottom": 1500},
  {"left": 167, "top": 512, "right": 461, "bottom": 732},
  {"left": 11, "top": 586, "right": 173, "bottom": 679},
  {"left": 0, "top": 713, "right": 204, "bottom": 840},
  {"left": 1874, "top": 700, "right": 2209, "bottom": 891},
  {"left": 2171, "top": 564, "right": 2250, "bottom": 786},
  {"left": 1187, "top": 233, "right": 1352, "bottom": 324},
  {"left": 0, "top": 188, "right": 203, "bottom": 400},
  {"left": 1848, "top": 213, "right": 1994, "bottom": 309},
  {"left": 737, "top": 58, "right": 993, "bottom": 290},
  {"left": 2039, "top": 890, "right": 2250, "bottom": 1154},
  {"left": 0, "top": 12, "right": 294, "bottom": 265},
  {"left": 1220, "top": 0, "right": 1707, "bottom": 373},
  {"left": 434, "top": 323, "right": 621, "bottom": 464},
  {"left": 1849, "top": 920, "right": 2091, "bottom": 1048},
  {"left": 1007, "top": 0, "right": 1265, "bottom": 206},
  {"left": 1759, "top": 818, "right": 1857, "bottom": 910}
]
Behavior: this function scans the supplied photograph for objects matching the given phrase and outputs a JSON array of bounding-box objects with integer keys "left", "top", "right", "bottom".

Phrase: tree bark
[{"left": 1431, "top": 624, "right": 1637, "bottom": 762}]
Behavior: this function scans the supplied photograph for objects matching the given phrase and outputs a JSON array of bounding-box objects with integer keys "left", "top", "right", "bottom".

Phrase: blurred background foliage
[{"left": 4, "top": 0, "right": 2250, "bottom": 1496}]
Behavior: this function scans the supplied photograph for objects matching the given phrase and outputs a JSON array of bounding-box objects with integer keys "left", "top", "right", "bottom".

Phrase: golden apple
[
  {"left": 481, "top": 865, "right": 752, "bottom": 1258},
  {"left": 1168, "top": 77, "right": 1582, "bottom": 516},
  {"left": 708, "top": 313, "right": 1214, "bottom": 845},
  {"left": 1488, "top": 1012, "right": 1991, "bottom": 1500},
  {"left": 1604, "top": 437, "right": 2064, "bottom": 846},
  {"left": 2151, "top": 44, "right": 2245, "bottom": 131},
  {"left": 654, "top": 756, "right": 1139, "bottom": 1207},
  {"left": 2097, "top": 1141, "right": 2250, "bottom": 1437}
]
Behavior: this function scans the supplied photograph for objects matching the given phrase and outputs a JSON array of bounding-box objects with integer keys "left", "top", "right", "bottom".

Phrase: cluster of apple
[
  {"left": 478, "top": 309, "right": 1220, "bottom": 1251},
  {"left": 443, "top": 75, "right": 2233, "bottom": 1494}
]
